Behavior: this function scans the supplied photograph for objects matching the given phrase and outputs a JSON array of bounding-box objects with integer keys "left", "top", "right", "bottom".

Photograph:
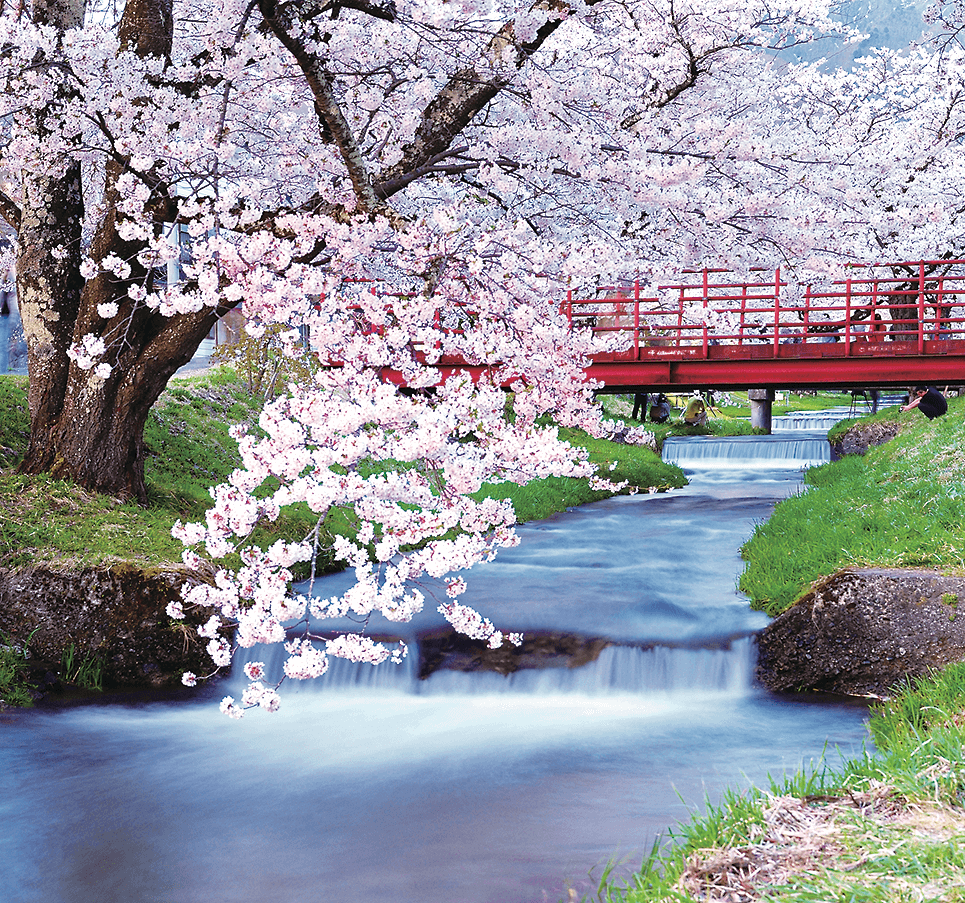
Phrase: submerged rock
[
  {"left": 756, "top": 567, "right": 965, "bottom": 697},
  {"left": 0, "top": 562, "right": 217, "bottom": 690}
]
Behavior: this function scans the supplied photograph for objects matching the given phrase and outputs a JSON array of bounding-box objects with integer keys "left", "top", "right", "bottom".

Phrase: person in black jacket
[
  {"left": 648, "top": 393, "right": 671, "bottom": 423},
  {"left": 902, "top": 386, "right": 947, "bottom": 420}
]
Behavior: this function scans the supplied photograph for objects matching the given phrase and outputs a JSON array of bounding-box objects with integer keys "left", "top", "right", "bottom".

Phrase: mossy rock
[
  {"left": 756, "top": 567, "right": 965, "bottom": 697},
  {"left": 829, "top": 420, "right": 901, "bottom": 458},
  {"left": 0, "top": 561, "right": 220, "bottom": 690}
]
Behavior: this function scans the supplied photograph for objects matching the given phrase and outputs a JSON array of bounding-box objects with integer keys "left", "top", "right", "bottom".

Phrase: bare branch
[
  {"left": 375, "top": 0, "right": 600, "bottom": 200},
  {"left": 259, "top": 0, "right": 386, "bottom": 215}
]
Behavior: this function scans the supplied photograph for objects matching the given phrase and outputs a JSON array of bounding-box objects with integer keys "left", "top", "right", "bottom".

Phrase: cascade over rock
[
  {"left": 756, "top": 567, "right": 965, "bottom": 697},
  {"left": 0, "top": 562, "right": 218, "bottom": 690},
  {"left": 417, "top": 629, "right": 610, "bottom": 678}
]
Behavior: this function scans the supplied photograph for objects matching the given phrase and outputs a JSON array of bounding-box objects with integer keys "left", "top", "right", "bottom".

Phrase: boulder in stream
[
  {"left": 756, "top": 567, "right": 965, "bottom": 697},
  {"left": 418, "top": 629, "right": 610, "bottom": 678}
]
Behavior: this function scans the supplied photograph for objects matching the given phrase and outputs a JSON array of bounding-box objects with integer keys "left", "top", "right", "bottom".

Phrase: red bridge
[
  {"left": 374, "top": 259, "right": 965, "bottom": 395},
  {"left": 566, "top": 259, "right": 965, "bottom": 393}
]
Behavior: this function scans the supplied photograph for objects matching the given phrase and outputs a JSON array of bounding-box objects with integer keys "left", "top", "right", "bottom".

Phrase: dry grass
[
  {"left": 679, "top": 795, "right": 847, "bottom": 902},
  {"left": 677, "top": 782, "right": 965, "bottom": 902}
]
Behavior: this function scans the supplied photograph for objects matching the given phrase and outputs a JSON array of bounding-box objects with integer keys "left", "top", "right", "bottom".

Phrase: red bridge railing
[{"left": 564, "top": 260, "right": 965, "bottom": 362}]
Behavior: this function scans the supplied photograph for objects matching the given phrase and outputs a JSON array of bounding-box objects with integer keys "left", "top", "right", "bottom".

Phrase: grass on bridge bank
[{"left": 739, "top": 393, "right": 965, "bottom": 617}]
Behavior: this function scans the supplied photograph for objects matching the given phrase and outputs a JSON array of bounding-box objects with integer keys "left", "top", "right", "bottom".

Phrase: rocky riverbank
[
  {"left": 0, "top": 562, "right": 216, "bottom": 697},
  {"left": 754, "top": 402, "right": 965, "bottom": 699},
  {"left": 829, "top": 418, "right": 901, "bottom": 457},
  {"left": 756, "top": 567, "right": 965, "bottom": 697}
]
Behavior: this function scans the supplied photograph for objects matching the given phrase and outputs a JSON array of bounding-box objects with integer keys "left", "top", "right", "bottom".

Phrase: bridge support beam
[{"left": 748, "top": 388, "right": 775, "bottom": 434}]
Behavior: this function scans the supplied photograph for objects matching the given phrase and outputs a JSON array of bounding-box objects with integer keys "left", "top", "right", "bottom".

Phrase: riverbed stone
[
  {"left": 756, "top": 567, "right": 965, "bottom": 697},
  {"left": 418, "top": 629, "right": 610, "bottom": 678},
  {"left": 0, "top": 561, "right": 218, "bottom": 690}
]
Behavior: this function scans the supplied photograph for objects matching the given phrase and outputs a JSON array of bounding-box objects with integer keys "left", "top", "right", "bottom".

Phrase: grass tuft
[
  {"left": 59, "top": 643, "right": 105, "bottom": 692},
  {"left": 0, "top": 632, "right": 34, "bottom": 708}
]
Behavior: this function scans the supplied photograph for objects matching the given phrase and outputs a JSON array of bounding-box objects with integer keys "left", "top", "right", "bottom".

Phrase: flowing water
[{"left": 0, "top": 422, "right": 872, "bottom": 903}]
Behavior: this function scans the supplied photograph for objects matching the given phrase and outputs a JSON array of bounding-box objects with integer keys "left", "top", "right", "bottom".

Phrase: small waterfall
[
  {"left": 420, "top": 639, "right": 757, "bottom": 697},
  {"left": 662, "top": 433, "right": 830, "bottom": 468},
  {"left": 232, "top": 637, "right": 759, "bottom": 698},
  {"left": 772, "top": 412, "right": 849, "bottom": 431},
  {"left": 773, "top": 398, "right": 903, "bottom": 432}
]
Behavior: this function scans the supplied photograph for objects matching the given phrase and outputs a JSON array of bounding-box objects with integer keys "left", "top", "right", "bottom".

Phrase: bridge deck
[{"left": 588, "top": 340, "right": 965, "bottom": 391}]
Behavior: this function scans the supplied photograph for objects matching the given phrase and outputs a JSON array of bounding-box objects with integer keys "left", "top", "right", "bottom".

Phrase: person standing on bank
[
  {"left": 902, "top": 386, "right": 947, "bottom": 419},
  {"left": 631, "top": 392, "right": 647, "bottom": 420}
]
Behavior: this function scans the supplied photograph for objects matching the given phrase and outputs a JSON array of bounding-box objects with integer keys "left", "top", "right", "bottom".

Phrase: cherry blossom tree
[
  {"left": 0, "top": 0, "right": 855, "bottom": 497},
  {"left": 7, "top": 0, "right": 955, "bottom": 710}
]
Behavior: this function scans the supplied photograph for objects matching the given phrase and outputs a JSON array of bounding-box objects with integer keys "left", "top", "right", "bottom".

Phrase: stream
[{"left": 0, "top": 414, "right": 873, "bottom": 903}]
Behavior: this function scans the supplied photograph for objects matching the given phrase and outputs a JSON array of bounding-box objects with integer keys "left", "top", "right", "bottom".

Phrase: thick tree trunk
[
  {"left": 16, "top": 122, "right": 213, "bottom": 502},
  {"left": 14, "top": 0, "right": 208, "bottom": 502},
  {"left": 16, "top": 164, "right": 85, "bottom": 443},
  {"left": 18, "top": 308, "right": 219, "bottom": 501}
]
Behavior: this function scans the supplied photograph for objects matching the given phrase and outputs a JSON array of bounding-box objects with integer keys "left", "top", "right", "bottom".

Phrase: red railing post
[
  {"left": 564, "top": 289, "right": 573, "bottom": 326},
  {"left": 918, "top": 260, "right": 926, "bottom": 353},
  {"left": 702, "top": 268, "right": 709, "bottom": 357},
  {"left": 844, "top": 278, "right": 852, "bottom": 355},
  {"left": 934, "top": 273, "right": 944, "bottom": 337},
  {"left": 739, "top": 284, "right": 748, "bottom": 346},
  {"left": 633, "top": 280, "right": 641, "bottom": 359},
  {"left": 773, "top": 267, "right": 781, "bottom": 355},
  {"left": 677, "top": 286, "right": 685, "bottom": 347}
]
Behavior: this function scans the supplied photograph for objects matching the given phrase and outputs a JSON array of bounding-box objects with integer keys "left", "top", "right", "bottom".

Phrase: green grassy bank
[
  {"left": 740, "top": 395, "right": 965, "bottom": 616},
  {"left": 0, "top": 370, "right": 685, "bottom": 574},
  {"left": 0, "top": 369, "right": 684, "bottom": 705},
  {"left": 0, "top": 370, "right": 320, "bottom": 571}
]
